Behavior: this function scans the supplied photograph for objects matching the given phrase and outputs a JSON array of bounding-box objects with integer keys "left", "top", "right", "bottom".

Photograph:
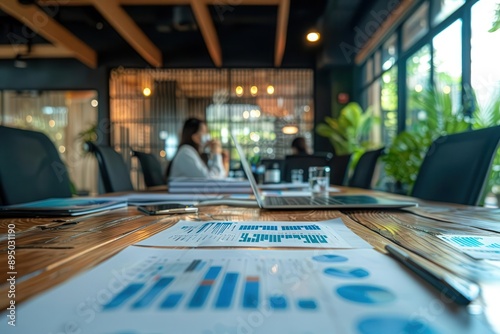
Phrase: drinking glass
[{"left": 308, "top": 166, "right": 330, "bottom": 196}]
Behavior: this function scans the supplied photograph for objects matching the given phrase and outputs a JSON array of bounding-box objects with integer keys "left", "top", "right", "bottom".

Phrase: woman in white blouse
[{"left": 167, "top": 118, "right": 227, "bottom": 179}]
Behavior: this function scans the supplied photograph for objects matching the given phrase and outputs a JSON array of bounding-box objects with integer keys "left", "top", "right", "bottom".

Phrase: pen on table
[{"left": 385, "top": 244, "right": 480, "bottom": 306}]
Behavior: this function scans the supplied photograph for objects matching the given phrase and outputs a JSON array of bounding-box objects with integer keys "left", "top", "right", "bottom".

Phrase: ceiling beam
[
  {"left": 0, "top": 44, "right": 73, "bottom": 58},
  {"left": 190, "top": 0, "right": 222, "bottom": 67},
  {"left": 39, "top": 0, "right": 191, "bottom": 5},
  {"left": 203, "top": 0, "right": 279, "bottom": 4},
  {"left": 355, "top": 0, "right": 416, "bottom": 64},
  {"left": 91, "top": 0, "right": 162, "bottom": 67},
  {"left": 274, "top": 0, "right": 289, "bottom": 67},
  {"left": 0, "top": 0, "right": 97, "bottom": 68},
  {"left": 39, "top": 0, "right": 278, "bottom": 4}
]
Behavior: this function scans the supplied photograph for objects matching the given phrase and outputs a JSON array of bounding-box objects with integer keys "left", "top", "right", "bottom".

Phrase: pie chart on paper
[
  {"left": 324, "top": 267, "right": 370, "bottom": 279},
  {"left": 336, "top": 285, "right": 396, "bottom": 304},
  {"left": 312, "top": 254, "right": 348, "bottom": 263}
]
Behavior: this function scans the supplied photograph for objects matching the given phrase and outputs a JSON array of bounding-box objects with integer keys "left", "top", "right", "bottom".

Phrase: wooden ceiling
[{"left": 0, "top": 0, "right": 308, "bottom": 68}]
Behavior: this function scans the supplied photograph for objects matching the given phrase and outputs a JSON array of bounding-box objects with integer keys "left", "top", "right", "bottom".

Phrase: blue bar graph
[
  {"left": 239, "top": 225, "right": 278, "bottom": 231},
  {"left": 215, "top": 273, "right": 239, "bottom": 308},
  {"left": 243, "top": 276, "right": 259, "bottom": 309},
  {"left": 297, "top": 299, "right": 317, "bottom": 310},
  {"left": 450, "top": 236, "right": 484, "bottom": 247},
  {"left": 488, "top": 243, "right": 500, "bottom": 249},
  {"left": 281, "top": 225, "right": 320, "bottom": 231},
  {"left": 239, "top": 233, "right": 328, "bottom": 244},
  {"left": 269, "top": 296, "right": 287, "bottom": 309},
  {"left": 160, "top": 293, "right": 184, "bottom": 309},
  {"left": 131, "top": 277, "right": 174, "bottom": 309},
  {"left": 103, "top": 283, "right": 145, "bottom": 310},
  {"left": 188, "top": 266, "right": 222, "bottom": 308}
]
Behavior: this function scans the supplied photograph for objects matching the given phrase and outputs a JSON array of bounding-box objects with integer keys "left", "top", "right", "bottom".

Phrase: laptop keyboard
[{"left": 266, "top": 196, "right": 345, "bottom": 206}]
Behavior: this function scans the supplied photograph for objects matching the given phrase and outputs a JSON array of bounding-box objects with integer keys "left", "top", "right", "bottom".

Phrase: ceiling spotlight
[
  {"left": 143, "top": 87, "right": 152, "bottom": 97},
  {"left": 267, "top": 85, "right": 275, "bottom": 95},
  {"left": 306, "top": 31, "right": 321, "bottom": 43}
]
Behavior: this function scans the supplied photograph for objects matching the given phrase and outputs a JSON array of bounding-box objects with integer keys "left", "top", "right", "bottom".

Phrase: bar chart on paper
[
  {"left": 100, "top": 254, "right": 324, "bottom": 313},
  {"left": 6, "top": 248, "right": 491, "bottom": 334},
  {"left": 135, "top": 219, "right": 355, "bottom": 248},
  {"left": 438, "top": 234, "right": 500, "bottom": 260}
]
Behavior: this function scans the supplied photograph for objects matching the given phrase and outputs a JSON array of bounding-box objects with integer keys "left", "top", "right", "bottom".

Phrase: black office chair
[
  {"left": 131, "top": 150, "right": 165, "bottom": 187},
  {"left": 348, "top": 147, "right": 385, "bottom": 189},
  {"left": 85, "top": 142, "right": 134, "bottom": 193},
  {"left": 411, "top": 126, "right": 500, "bottom": 205},
  {"left": 0, "top": 126, "right": 72, "bottom": 205},
  {"left": 283, "top": 155, "right": 329, "bottom": 182},
  {"left": 329, "top": 154, "right": 352, "bottom": 186}
]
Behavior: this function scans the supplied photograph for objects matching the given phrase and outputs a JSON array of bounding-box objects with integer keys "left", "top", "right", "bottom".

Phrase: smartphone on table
[{"left": 138, "top": 203, "right": 198, "bottom": 215}]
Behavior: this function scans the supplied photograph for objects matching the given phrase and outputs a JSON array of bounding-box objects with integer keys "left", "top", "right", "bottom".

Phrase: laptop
[{"left": 231, "top": 133, "right": 417, "bottom": 210}]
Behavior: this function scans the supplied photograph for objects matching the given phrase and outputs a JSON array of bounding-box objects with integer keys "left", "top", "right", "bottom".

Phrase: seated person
[
  {"left": 166, "top": 118, "right": 226, "bottom": 179},
  {"left": 291, "top": 136, "right": 310, "bottom": 155}
]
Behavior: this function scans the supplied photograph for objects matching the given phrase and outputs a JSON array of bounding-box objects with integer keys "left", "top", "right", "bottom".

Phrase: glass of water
[{"left": 308, "top": 166, "right": 330, "bottom": 196}]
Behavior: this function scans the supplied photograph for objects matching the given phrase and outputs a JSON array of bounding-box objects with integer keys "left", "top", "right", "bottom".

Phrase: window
[
  {"left": 406, "top": 45, "right": 431, "bottom": 128},
  {"left": 471, "top": 0, "right": 500, "bottom": 110},
  {"left": 431, "top": 0, "right": 465, "bottom": 26},
  {"left": 433, "top": 20, "right": 462, "bottom": 114},
  {"left": 374, "top": 50, "right": 382, "bottom": 77},
  {"left": 382, "top": 35, "right": 398, "bottom": 71},
  {"left": 381, "top": 66, "right": 398, "bottom": 145},
  {"left": 402, "top": 3, "right": 429, "bottom": 51},
  {"left": 365, "top": 58, "right": 374, "bottom": 84},
  {"left": 368, "top": 81, "right": 382, "bottom": 146}
]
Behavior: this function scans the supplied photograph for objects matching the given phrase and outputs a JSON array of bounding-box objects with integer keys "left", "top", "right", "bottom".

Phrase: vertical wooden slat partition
[{"left": 109, "top": 68, "right": 314, "bottom": 189}]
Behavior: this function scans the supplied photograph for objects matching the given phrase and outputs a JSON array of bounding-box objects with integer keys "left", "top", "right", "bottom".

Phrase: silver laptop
[{"left": 232, "top": 133, "right": 417, "bottom": 210}]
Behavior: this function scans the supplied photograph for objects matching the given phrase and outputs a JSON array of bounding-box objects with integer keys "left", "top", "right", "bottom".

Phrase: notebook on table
[
  {"left": 0, "top": 198, "right": 127, "bottom": 217},
  {"left": 231, "top": 133, "right": 417, "bottom": 210}
]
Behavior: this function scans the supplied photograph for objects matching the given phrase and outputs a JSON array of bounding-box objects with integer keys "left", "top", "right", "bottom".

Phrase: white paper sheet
[
  {"left": 135, "top": 218, "right": 371, "bottom": 249},
  {"left": 2, "top": 247, "right": 490, "bottom": 334},
  {"left": 438, "top": 234, "right": 500, "bottom": 260}
]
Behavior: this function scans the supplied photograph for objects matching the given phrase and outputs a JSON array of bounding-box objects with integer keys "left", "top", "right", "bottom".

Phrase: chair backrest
[
  {"left": 86, "top": 142, "right": 134, "bottom": 193},
  {"left": 329, "top": 154, "right": 352, "bottom": 186},
  {"left": 0, "top": 126, "right": 72, "bottom": 205},
  {"left": 348, "top": 148, "right": 385, "bottom": 189},
  {"left": 411, "top": 126, "right": 500, "bottom": 205},
  {"left": 283, "top": 155, "right": 329, "bottom": 182},
  {"left": 131, "top": 150, "right": 165, "bottom": 187}
]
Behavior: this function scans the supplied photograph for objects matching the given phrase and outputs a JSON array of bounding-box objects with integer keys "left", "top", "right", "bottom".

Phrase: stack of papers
[
  {"left": 168, "top": 177, "right": 252, "bottom": 194},
  {"left": 0, "top": 198, "right": 126, "bottom": 217}
]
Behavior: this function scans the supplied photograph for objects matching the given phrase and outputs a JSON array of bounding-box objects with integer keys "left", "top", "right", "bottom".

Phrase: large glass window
[
  {"left": 382, "top": 35, "right": 398, "bottom": 71},
  {"left": 367, "top": 81, "right": 382, "bottom": 146},
  {"left": 381, "top": 66, "right": 398, "bottom": 145},
  {"left": 406, "top": 45, "right": 432, "bottom": 128},
  {"left": 365, "top": 58, "right": 374, "bottom": 84},
  {"left": 402, "top": 2, "right": 429, "bottom": 51},
  {"left": 431, "top": 0, "right": 465, "bottom": 26},
  {"left": 471, "top": 0, "right": 500, "bottom": 110},
  {"left": 433, "top": 20, "right": 462, "bottom": 114}
]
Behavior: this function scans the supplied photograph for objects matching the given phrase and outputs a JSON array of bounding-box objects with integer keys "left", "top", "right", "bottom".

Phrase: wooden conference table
[{"left": 1, "top": 187, "right": 500, "bottom": 332}]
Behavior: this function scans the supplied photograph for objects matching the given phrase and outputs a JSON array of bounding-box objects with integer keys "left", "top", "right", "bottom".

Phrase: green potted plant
[
  {"left": 316, "top": 102, "right": 380, "bottom": 168},
  {"left": 382, "top": 85, "right": 470, "bottom": 193}
]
